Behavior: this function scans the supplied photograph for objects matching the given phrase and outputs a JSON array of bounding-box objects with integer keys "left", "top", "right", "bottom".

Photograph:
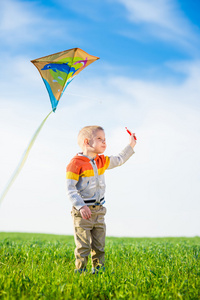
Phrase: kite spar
[{"left": 0, "top": 48, "right": 99, "bottom": 204}]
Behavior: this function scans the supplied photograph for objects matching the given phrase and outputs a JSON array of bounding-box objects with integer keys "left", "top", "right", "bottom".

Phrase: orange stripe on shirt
[{"left": 66, "top": 162, "right": 80, "bottom": 174}]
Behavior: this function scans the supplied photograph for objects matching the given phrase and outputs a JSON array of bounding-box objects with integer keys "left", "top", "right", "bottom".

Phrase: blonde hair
[{"left": 77, "top": 125, "right": 104, "bottom": 149}]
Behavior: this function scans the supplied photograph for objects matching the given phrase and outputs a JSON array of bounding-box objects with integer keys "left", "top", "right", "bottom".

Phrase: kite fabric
[
  {"left": 31, "top": 47, "right": 99, "bottom": 111},
  {"left": 0, "top": 48, "right": 99, "bottom": 204}
]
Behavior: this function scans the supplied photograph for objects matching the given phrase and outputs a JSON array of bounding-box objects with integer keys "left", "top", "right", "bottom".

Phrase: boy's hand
[
  {"left": 129, "top": 133, "right": 137, "bottom": 148},
  {"left": 80, "top": 205, "right": 91, "bottom": 219}
]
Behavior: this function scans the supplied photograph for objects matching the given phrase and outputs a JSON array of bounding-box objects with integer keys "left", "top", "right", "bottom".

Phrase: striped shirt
[{"left": 66, "top": 144, "right": 134, "bottom": 210}]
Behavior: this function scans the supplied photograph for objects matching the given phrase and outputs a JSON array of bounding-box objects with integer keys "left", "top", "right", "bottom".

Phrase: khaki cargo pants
[{"left": 71, "top": 205, "right": 106, "bottom": 270}]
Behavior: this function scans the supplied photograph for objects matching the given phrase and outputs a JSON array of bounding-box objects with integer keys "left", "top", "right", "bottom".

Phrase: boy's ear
[{"left": 84, "top": 138, "right": 89, "bottom": 146}]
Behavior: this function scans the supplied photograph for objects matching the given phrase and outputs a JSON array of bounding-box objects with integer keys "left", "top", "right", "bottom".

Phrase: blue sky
[{"left": 0, "top": 0, "right": 200, "bottom": 237}]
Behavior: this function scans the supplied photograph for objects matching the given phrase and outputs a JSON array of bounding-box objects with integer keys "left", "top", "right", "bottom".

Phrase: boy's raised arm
[{"left": 107, "top": 132, "right": 136, "bottom": 170}]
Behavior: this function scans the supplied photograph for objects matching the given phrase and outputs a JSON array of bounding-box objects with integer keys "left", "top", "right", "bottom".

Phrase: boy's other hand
[
  {"left": 80, "top": 205, "right": 92, "bottom": 219},
  {"left": 129, "top": 133, "right": 137, "bottom": 148}
]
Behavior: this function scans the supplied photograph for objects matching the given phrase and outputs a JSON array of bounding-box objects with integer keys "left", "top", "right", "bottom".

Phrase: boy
[{"left": 66, "top": 126, "right": 136, "bottom": 273}]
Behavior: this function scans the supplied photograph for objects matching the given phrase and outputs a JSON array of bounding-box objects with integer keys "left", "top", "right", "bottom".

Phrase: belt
[
  {"left": 84, "top": 197, "right": 104, "bottom": 205},
  {"left": 89, "top": 205, "right": 102, "bottom": 209}
]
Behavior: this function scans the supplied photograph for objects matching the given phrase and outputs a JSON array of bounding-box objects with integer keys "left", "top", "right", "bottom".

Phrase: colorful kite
[
  {"left": 0, "top": 48, "right": 99, "bottom": 204},
  {"left": 31, "top": 48, "right": 99, "bottom": 112}
]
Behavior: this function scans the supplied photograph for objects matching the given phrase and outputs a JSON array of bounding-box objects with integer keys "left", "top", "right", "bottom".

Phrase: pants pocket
[
  {"left": 71, "top": 206, "right": 81, "bottom": 217},
  {"left": 102, "top": 206, "right": 107, "bottom": 215}
]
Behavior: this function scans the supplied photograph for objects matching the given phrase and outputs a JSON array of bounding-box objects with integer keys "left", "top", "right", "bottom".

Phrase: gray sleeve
[
  {"left": 108, "top": 144, "right": 135, "bottom": 170},
  {"left": 66, "top": 179, "right": 86, "bottom": 210}
]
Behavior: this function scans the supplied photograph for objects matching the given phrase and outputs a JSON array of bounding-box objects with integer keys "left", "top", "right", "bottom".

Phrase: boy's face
[{"left": 89, "top": 129, "right": 106, "bottom": 155}]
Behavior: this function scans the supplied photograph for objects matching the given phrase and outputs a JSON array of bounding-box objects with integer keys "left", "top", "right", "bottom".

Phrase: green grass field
[{"left": 0, "top": 233, "right": 199, "bottom": 299}]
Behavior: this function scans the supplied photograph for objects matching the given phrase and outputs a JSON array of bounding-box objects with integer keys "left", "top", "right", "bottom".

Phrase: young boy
[{"left": 66, "top": 126, "right": 136, "bottom": 273}]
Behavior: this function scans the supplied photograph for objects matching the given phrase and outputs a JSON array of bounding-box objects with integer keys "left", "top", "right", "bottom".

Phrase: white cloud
[
  {"left": 117, "top": 0, "right": 182, "bottom": 31},
  {"left": 0, "top": 0, "right": 41, "bottom": 44},
  {"left": 116, "top": 0, "right": 200, "bottom": 52},
  {"left": 0, "top": 0, "right": 76, "bottom": 47},
  {"left": 56, "top": 0, "right": 109, "bottom": 22}
]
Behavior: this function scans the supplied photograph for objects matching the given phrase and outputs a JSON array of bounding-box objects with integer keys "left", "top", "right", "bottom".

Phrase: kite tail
[{"left": 0, "top": 110, "right": 53, "bottom": 205}]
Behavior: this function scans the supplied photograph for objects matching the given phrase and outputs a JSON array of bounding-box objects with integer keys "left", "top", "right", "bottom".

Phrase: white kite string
[
  {"left": 66, "top": 92, "right": 103, "bottom": 102},
  {"left": 0, "top": 110, "right": 53, "bottom": 205}
]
